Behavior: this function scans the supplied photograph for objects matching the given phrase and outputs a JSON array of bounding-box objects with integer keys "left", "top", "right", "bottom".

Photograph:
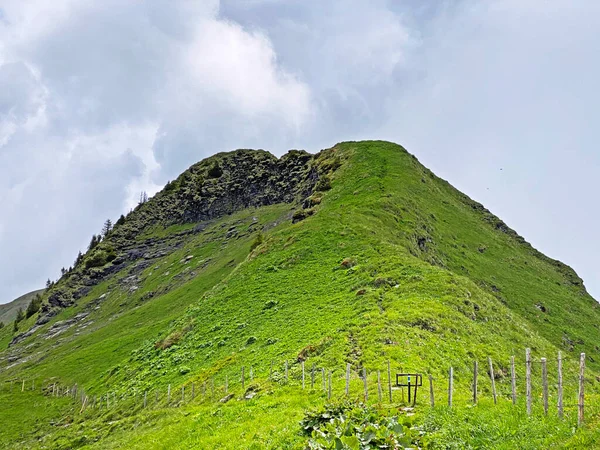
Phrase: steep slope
[
  {"left": 1, "top": 141, "right": 599, "bottom": 449},
  {"left": 0, "top": 289, "right": 44, "bottom": 325}
]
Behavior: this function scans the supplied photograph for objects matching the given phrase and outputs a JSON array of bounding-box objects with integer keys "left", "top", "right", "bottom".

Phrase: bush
[
  {"left": 155, "top": 331, "right": 182, "bottom": 350},
  {"left": 315, "top": 175, "right": 332, "bottom": 192},
  {"left": 250, "top": 233, "right": 264, "bottom": 251},
  {"left": 264, "top": 300, "right": 278, "bottom": 310},
  {"left": 85, "top": 250, "right": 108, "bottom": 269},
  {"left": 207, "top": 162, "right": 223, "bottom": 179},
  {"left": 301, "top": 402, "right": 419, "bottom": 449},
  {"left": 85, "top": 247, "right": 117, "bottom": 269}
]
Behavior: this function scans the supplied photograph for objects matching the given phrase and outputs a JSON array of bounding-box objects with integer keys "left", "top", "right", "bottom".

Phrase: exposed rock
[{"left": 220, "top": 393, "right": 234, "bottom": 403}]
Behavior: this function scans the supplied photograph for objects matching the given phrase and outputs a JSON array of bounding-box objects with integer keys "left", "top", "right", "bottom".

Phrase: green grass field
[{"left": 1, "top": 141, "right": 600, "bottom": 448}]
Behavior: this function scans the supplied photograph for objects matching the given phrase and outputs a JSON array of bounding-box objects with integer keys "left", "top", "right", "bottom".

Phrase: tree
[
  {"left": 15, "top": 308, "right": 24, "bottom": 323},
  {"left": 46, "top": 278, "right": 52, "bottom": 289},
  {"left": 13, "top": 320, "right": 18, "bottom": 333},
  {"left": 60, "top": 267, "right": 67, "bottom": 276},
  {"left": 138, "top": 191, "right": 148, "bottom": 205},
  {"left": 115, "top": 214, "right": 126, "bottom": 226},
  {"left": 25, "top": 294, "right": 42, "bottom": 319},
  {"left": 74, "top": 251, "right": 84, "bottom": 268},
  {"left": 88, "top": 234, "right": 101, "bottom": 252},
  {"left": 101, "top": 219, "right": 113, "bottom": 237}
]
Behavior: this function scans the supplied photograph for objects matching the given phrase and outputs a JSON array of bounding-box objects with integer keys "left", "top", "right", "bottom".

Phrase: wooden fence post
[
  {"left": 488, "top": 357, "right": 497, "bottom": 404},
  {"left": 557, "top": 351, "right": 563, "bottom": 419},
  {"left": 363, "top": 367, "right": 368, "bottom": 401},
  {"left": 510, "top": 356, "right": 517, "bottom": 405},
  {"left": 578, "top": 352, "right": 586, "bottom": 426},
  {"left": 377, "top": 370, "right": 382, "bottom": 402},
  {"left": 345, "top": 363, "right": 351, "bottom": 395},
  {"left": 225, "top": 375, "right": 228, "bottom": 394},
  {"left": 21, "top": 380, "right": 25, "bottom": 392},
  {"left": 526, "top": 348, "right": 532, "bottom": 416},
  {"left": 167, "top": 384, "right": 171, "bottom": 404},
  {"left": 541, "top": 357, "right": 548, "bottom": 415},
  {"left": 144, "top": 391, "right": 147, "bottom": 408},
  {"left": 192, "top": 382, "right": 195, "bottom": 400},
  {"left": 302, "top": 361, "right": 305, "bottom": 390},
  {"left": 473, "top": 360, "right": 478, "bottom": 404},
  {"left": 250, "top": 367, "right": 253, "bottom": 382},
  {"left": 322, "top": 368, "right": 326, "bottom": 392},
  {"left": 448, "top": 367, "right": 453, "bottom": 408},
  {"left": 387, "top": 360, "right": 393, "bottom": 402},
  {"left": 429, "top": 374, "right": 435, "bottom": 407},
  {"left": 328, "top": 371, "right": 332, "bottom": 400}
]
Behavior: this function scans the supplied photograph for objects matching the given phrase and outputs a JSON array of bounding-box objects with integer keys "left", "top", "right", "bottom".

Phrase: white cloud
[
  {"left": 0, "top": 0, "right": 314, "bottom": 303},
  {"left": 2, "top": 0, "right": 600, "bottom": 304},
  {"left": 184, "top": 19, "right": 311, "bottom": 126}
]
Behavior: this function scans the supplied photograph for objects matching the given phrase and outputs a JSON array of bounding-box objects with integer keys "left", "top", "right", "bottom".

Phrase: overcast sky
[{"left": 1, "top": 0, "right": 600, "bottom": 304}]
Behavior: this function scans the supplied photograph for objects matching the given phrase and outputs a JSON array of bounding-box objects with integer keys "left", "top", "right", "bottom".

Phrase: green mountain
[
  {"left": 0, "top": 289, "right": 44, "bottom": 325},
  {"left": 1, "top": 141, "right": 599, "bottom": 449}
]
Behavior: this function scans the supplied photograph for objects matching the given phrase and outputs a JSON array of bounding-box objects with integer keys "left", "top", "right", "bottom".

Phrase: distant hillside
[
  {"left": 1, "top": 141, "right": 599, "bottom": 448},
  {"left": 0, "top": 289, "right": 44, "bottom": 325}
]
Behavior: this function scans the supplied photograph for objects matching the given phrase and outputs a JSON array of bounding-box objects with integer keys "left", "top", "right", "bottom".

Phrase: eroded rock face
[
  {"left": 114, "top": 149, "right": 319, "bottom": 236},
  {"left": 14, "top": 148, "right": 336, "bottom": 346}
]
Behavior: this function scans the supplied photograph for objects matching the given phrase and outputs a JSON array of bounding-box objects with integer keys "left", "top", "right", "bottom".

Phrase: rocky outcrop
[{"left": 14, "top": 148, "right": 340, "bottom": 345}]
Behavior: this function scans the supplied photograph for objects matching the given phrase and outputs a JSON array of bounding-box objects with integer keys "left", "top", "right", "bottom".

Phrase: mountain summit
[{"left": 1, "top": 141, "right": 598, "bottom": 448}]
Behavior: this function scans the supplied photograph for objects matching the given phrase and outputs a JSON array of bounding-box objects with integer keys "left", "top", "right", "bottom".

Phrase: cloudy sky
[{"left": 1, "top": 0, "right": 600, "bottom": 304}]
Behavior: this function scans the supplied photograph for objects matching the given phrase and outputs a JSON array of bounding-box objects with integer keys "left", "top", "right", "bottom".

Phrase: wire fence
[{"left": 1, "top": 348, "right": 593, "bottom": 426}]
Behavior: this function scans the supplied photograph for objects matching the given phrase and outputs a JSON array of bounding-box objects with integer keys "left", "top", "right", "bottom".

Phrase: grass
[{"left": 1, "top": 140, "right": 600, "bottom": 448}]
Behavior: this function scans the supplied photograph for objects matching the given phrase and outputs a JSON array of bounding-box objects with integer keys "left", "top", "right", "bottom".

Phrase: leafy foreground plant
[{"left": 301, "top": 401, "right": 422, "bottom": 449}]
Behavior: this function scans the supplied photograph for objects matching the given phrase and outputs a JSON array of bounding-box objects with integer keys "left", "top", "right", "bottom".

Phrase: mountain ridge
[{"left": 1, "top": 140, "right": 599, "bottom": 448}]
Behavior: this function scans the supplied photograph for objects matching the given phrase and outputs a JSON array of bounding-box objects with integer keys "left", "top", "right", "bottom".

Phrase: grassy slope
[
  {"left": 0, "top": 289, "right": 44, "bottom": 325},
  {"left": 1, "top": 141, "right": 600, "bottom": 448}
]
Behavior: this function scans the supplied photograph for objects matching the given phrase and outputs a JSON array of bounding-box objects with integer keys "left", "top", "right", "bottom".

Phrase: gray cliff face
[{"left": 10, "top": 148, "right": 337, "bottom": 346}]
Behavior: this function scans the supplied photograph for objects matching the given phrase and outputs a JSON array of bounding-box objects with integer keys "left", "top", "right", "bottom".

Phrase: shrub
[
  {"left": 250, "top": 233, "right": 264, "bottom": 251},
  {"left": 340, "top": 257, "right": 356, "bottom": 269},
  {"left": 85, "top": 250, "right": 109, "bottom": 269},
  {"left": 263, "top": 300, "right": 278, "bottom": 310},
  {"left": 207, "top": 162, "right": 223, "bottom": 179},
  {"left": 293, "top": 209, "right": 315, "bottom": 223},
  {"left": 155, "top": 331, "right": 183, "bottom": 350},
  {"left": 315, "top": 175, "right": 332, "bottom": 192},
  {"left": 292, "top": 210, "right": 307, "bottom": 223},
  {"left": 301, "top": 402, "right": 419, "bottom": 449}
]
